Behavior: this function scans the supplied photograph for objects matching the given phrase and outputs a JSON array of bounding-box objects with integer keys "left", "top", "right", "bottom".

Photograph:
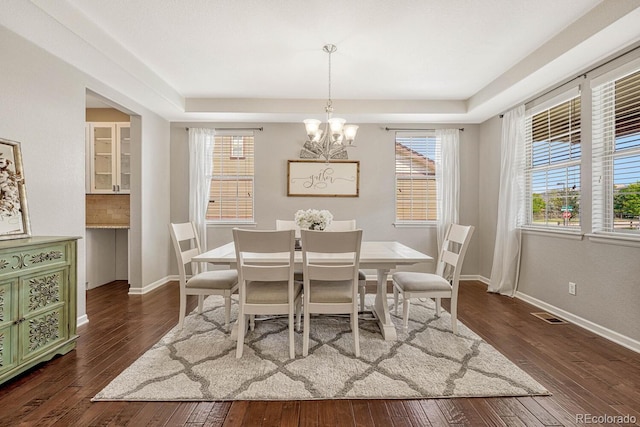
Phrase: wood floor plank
[
  {"left": 1, "top": 280, "right": 639, "bottom": 426},
  {"left": 403, "top": 400, "right": 433, "bottom": 426},
  {"left": 333, "top": 400, "right": 355, "bottom": 426},
  {"left": 203, "top": 402, "right": 232, "bottom": 427},
  {"left": 280, "top": 400, "right": 301, "bottom": 427},
  {"left": 352, "top": 400, "right": 375, "bottom": 426},
  {"left": 262, "top": 401, "right": 285, "bottom": 427},
  {"left": 317, "top": 400, "right": 338, "bottom": 426},
  {"left": 368, "top": 400, "right": 393, "bottom": 426},
  {"left": 299, "top": 400, "right": 319, "bottom": 427},
  {"left": 222, "top": 401, "right": 249, "bottom": 427}
]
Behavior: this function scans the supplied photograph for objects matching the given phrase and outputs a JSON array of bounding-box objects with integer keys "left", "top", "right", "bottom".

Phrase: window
[
  {"left": 207, "top": 133, "right": 254, "bottom": 222},
  {"left": 230, "top": 136, "right": 244, "bottom": 158},
  {"left": 395, "top": 132, "right": 439, "bottom": 223},
  {"left": 592, "top": 65, "right": 640, "bottom": 235},
  {"left": 524, "top": 92, "right": 581, "bottom": 229}
]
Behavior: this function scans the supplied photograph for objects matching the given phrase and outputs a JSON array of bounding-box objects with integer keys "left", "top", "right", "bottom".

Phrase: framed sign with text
[{"left": 287, "top": 160, "right": 359, "bottom": 197}]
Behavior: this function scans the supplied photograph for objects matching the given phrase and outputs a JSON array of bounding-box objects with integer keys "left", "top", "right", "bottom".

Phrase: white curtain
[
  {"left": 188, "top": 128, "right": 215, "bottom": 252},
  {"left": 436, "top": 128, "right": 460, "bottom": 252},
  {"left": 489, "top": 106, "right": 526, "bottom": 296}
]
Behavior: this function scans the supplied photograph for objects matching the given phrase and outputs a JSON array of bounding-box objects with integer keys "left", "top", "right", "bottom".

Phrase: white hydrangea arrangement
[{"left": 294, "top": 209, "right": 333, "bottom": 231}]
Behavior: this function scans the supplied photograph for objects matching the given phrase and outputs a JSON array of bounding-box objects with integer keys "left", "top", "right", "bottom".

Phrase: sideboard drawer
[{"left": 0, "top": 243, "right": 69, "bottom": 277}]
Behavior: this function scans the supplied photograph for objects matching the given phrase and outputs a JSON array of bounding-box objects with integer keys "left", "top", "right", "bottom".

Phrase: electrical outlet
[{"left": 569, "top": 282, "right": 576, "bottom": 295}]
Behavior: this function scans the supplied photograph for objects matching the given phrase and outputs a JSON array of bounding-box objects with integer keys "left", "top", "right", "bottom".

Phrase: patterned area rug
[{"left": 93, "top": 295, "right": 549, "bottom": 401}]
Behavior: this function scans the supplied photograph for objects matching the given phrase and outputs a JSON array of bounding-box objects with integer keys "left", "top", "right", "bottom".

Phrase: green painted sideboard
[{"left": 0, "top": 236, "right": 79, "bottom": 386}]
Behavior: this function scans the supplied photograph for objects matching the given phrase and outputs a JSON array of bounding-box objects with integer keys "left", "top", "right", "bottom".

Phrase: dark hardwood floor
[{"left": 1, "top": 280, "right": 638, "bottom": 426}]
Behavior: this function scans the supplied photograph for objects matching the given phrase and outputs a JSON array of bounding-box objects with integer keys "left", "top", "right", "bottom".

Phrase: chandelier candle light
[{"left": 300, "top": 44, "right": 358, "bottom": 161}]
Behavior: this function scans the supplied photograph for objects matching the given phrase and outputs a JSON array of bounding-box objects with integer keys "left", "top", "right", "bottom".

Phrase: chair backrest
[
  {"left": 301, "top": 229, "right": 362, "bottom": 282},
  {"left": 435, "top": 224, "right": 474, "bottom": 285},
  {"left": 169, "top": 222, "right": 202, "bottom": 283},
  {"left": 324, "top": 219, "right": 356, "bottom": 232},
  {"left": 275, "top": 219, "right": 301, "bottom": 237},
  {"left": 233, "top": 228, "right": 295, "bottom": 283}
]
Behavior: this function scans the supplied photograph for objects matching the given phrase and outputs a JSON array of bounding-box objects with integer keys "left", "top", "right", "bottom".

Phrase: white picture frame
[{"left": 0, "top": 138, "right": 31, "bottom": 240}]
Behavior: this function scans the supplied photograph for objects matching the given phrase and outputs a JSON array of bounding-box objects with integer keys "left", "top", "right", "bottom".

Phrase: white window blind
[
  {"left": 524, "top": 92, "right": 581, "bottom": 229},
  {"left": 395, "top": 132, "right": 439, "bottom": 223},
  {"left": 592, "top": 67, "right": 640, "bottom": 235},
  {"left": 207, "top": 134, "right": 254, "bottom": 222}
]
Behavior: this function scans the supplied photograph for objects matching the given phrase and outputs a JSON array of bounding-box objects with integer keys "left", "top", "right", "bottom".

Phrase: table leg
[{"left": 372, "top": 268, "right": 397, "bottom": 341}]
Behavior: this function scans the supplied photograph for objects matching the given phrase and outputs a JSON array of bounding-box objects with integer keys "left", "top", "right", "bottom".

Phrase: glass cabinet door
[
  {"left": 92, "top": 124, "right": 115, "bottom": 192},
  {"left": 118, "top": 124, "right": 131, "bottom": 192}
]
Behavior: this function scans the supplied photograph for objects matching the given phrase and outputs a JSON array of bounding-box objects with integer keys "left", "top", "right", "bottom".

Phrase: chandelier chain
[{"left": 327, "top": 46, "right": 332, "bottom": 111}]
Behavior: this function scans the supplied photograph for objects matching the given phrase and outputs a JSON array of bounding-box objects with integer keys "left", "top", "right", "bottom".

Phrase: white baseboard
[
  {"left": 515, "top": 291, "right": 640, "bottom": 354},
  {"left": 77, "top": 314, "right": 89, "bottom": 327},
  {"left": 128, "top": 276, "right": 176, "bottom": 295},
  {"left": 461, "top": 274, "right": 490, "bottom": 285}
]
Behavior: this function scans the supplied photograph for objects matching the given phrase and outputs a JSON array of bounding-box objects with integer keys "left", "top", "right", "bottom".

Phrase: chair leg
[
  {"left": 393, "top": 286, "right": 399, "bottom": 315},
  {"left": 435, "top": 297, "right": 441, "bottom": 317},
  {"left": 295, "top": 297, "right": 302, "bottom": 332},
  {"left": 402, "top": 297, "right": 410, "bottom": 330},
  {"left": 289, "top": 309, "right": 295, "bottom": 359},
  {"left": 250, "top": 314, "right": 255, "bottom": 331},
  {"left": 224, "top": 295, "right": 231, "bottom": 330},
  {"left": 359, "top": 282, "right": 365, "bottom": 311},
  {"left": 178, "top": 292, "right": 187, "bottom": 330},
  {"left": 236, "top": 313, "right": 246, "bottom": 358},
  {"left": 352, "top": 308, "right": 360, "bottom": 357},
  {"left": 450, "top": 296, "right": 458, "bottom": 334},
  {"left": 198, "top": 295, "right": 204, "bottom": 314},
  {"left": 303, "top": 308, "right": 311, "bottom": 357}
]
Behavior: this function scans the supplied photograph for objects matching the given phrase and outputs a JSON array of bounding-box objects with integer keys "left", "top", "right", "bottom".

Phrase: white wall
[
  {"left": 0, "top": 26, "right": 88, "bottom": 321},
  {"left": 170, "top": 122, "right": 480, "bottom": 276},
  {"left": 0, "top": 26, "right": 172, "bottom": 319}
]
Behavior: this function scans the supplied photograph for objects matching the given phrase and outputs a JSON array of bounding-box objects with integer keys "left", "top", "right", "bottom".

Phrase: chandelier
[{"left": 300, "top": 44, "right": 358, "bottom": 161}]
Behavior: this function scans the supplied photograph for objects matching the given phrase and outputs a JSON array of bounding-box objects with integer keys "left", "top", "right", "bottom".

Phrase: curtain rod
[
  {"left": 185, "top": 127, "right": 263, "bottom": 131},
  {"left": 385, "top": 127, "right": 464, "bottom": 132}
]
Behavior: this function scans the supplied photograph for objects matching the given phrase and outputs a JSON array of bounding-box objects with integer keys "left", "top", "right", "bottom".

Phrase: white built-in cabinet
[{"left": 86, "top": 122, "right": 130, "bottom": 193}]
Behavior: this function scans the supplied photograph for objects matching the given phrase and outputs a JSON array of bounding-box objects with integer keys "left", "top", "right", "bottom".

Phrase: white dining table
[{"left": 193, "top": 241, "right": 433, "bottom": 341}]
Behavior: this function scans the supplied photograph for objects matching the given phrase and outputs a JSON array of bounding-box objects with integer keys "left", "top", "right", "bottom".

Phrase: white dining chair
[
  {"left": 392, "top": 223, "right": 474, "bottom": 334},
  {"left": 169, "top": 222, "right": 238, "bottom": 330},
  {"left": 233, "top": 228, "right": 302, "bottom": 359},
  {"left": 325, "top": 220, "right": 368, "bottom": 311},
  {"left": 275, "top": 219, "right": 301, "bottom": 237},
  {"left": 301, "top": 229, "right": 363, "bottom": 357}
]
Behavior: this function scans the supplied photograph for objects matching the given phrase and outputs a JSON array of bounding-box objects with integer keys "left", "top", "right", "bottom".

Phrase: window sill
[
  {"left": 393, "top": 222, "right": 436, "bottom": 229},
  {"left": 586, "top": 233, "right": 640, "bottom": 248},
  {"left": 207, "top": 221, "right": 257, "bottom": 228},
  {"left": 520, "top": 227, "right": 584, "bottom": 240}
]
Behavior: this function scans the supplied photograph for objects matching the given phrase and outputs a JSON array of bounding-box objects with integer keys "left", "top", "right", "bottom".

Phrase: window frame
[
  {"left": 394, "top": 131, "right": 439, "bottom": 225},
  {"left": 206, "top": 132, "right": 255, "bottom": 224},
  {"left": 591, "top": 59, "right": 640, "bottom": 238},
  {"left": 523, "top": 88, "right": 582, "bottom": 232}
]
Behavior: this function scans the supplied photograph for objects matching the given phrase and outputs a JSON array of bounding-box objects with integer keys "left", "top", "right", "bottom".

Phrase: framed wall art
[
  {"left": 0, "top": 138, "right": 31, "bottom": 240},
  {"left": 287, "top": 160, "right": 359, "bottom": 197}
]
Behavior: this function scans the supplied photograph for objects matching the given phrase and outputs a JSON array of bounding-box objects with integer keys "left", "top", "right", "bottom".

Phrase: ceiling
[{"left": 5, "top": 0, "right": 640, "bottom": 123}]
